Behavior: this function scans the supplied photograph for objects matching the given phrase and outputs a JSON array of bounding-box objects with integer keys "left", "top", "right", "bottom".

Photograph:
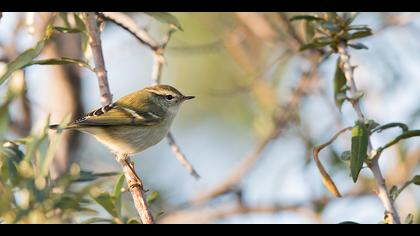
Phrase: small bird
[{"left": 50, "top": 84, "right": 194, "bottom": 157}]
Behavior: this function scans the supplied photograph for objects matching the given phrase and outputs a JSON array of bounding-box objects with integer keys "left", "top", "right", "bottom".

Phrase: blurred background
[{"left": 1, "top": 12, "right": 420, "bottom": 224}]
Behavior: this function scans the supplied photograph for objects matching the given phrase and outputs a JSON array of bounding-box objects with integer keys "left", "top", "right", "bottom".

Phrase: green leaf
[
  {"left": 390, "top": 185, "right": 398, "bottom": 200},
  {"left": 74, "top": 13, "right": 89, "bottom": 54},
  {"left": 145, "top": 12, "right": 183, "bottom": 31},
  {"left": 127, "top": 218, "right": 141, "bottom": 224},
  {"left": 299, "top": 37, "right": 332, "bottom": 51},
  {"left": 346, "top": 30, "right": 373, "bottom": 41},
  {"left": 413, "top": 175, "right": 420, "bottom": 185},
  {"left": 53, "top": 26, "right": 84, "bottom": 34},
  {"left": 381, "top": 130, "right": 420, "bottom": 150},
  {"left": 333, "top": 58, "right": 347, "bottom": 110},
  {"left": 27, "top": 57, "right": 93, "bottom": 71},
  {"left": 304, "top": 20, "right": 316, "bottom": 42},
  {"left": 147, "top": 191, "right": 159, "bottom": 205},
  {"left": 371, "top": 122, "right": 408, "bottom": 134},
  {"left": 91, "top": 192, "right": 118, "bottom": 218},
  {"left": 338, "top": 221, "right": 360, "bottom": 224},
  {"left": 344, "top": 13, "right": 359, "bottom": 26},
  {"left": 321, "top": 22, "right": 339, "bottom": 32},
  {"left": 24, "top": 115, "right": 51, "bottom": 162},
  {"left": 41, "top": 114, "right": 71, "bottom": 176},
  {"left": 0, "top": 39, "right": 46, "bottom": 85},
  {"left": 404, "top": 213, "right": 414, "bottom": 224},
  {"left": 0, "top": 141, "right": 24, "bottom": 184},
  {"left": 365, "top": 120, "right": 380, "bottom": 132},
  {"left": 348, "top": 25, "right": 370, "bottom": 31},
  {"left": 80, "top": 217, "right": 113, "bottom": 224},
  {"left": 113, "top": 174, "right": 125, "bottom": 218},
  {"left": 0, "top": 102, "right": 9, "bottom": 142},
  {"left": 348, "top": 43, "right": 368, "bottom": 50},
  {"left": 350, "top": 121, "right": 369, "bottom": 182},
  {"left": 340, "top": 151, "right": 351, "bottom": 161},
  {"left": 290, "top": 15, "right": 325, "bottom": 22},
  {"left": 73, "top": 170, "right": 119, "bottom": 182}
]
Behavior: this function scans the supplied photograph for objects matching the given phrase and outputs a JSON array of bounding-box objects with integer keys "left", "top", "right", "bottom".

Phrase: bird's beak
[{"left": 182, "top": 95, "right": 195, "bottom": 101}]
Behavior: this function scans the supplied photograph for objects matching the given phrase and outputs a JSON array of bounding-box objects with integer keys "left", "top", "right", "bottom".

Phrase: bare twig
[
  {"left": 337, "top": 43, "right": 401, "bottom": 224},
  {"left": 116, "top": 154, "right": 154, "bottom": 224},
  {"left": 167, "top": 133, "right": 200, "bottom": 179},
  {"left": 313, "top": 127, "right": 352, "bottom": 197},
  {"left": 95, "top": 12, "right": 159, "bottom": 50},
  {"left": 84, "top": 12, "right": 154, "bottom": 224},
  {"left": 84, "top": 12, "right": 112, "bottom": 105}
]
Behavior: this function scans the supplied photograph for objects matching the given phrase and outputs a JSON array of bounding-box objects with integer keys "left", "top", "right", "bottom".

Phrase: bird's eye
[{"left": 165, "top": 95, "right": 173, "bottom": 100}]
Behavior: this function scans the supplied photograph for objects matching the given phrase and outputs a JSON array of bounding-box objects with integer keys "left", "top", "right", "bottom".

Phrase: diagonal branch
[
  {"left": 84, "top": 12, "right": 112, "bottom": 106},
  {"left": 83, "top": 12, "right": 154, "bottom": 224},
  {"left": 337, "top": 43, "right": 400, "bottom": 224}
]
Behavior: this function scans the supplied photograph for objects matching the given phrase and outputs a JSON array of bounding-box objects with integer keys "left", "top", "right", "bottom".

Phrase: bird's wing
[{"left": 66, "top": 103, "right": 162, "bottom": 129}]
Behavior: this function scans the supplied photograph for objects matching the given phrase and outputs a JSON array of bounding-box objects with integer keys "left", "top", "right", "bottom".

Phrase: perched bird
[{"left": 50, "top": 84, "right": 194, "bottom": 157}]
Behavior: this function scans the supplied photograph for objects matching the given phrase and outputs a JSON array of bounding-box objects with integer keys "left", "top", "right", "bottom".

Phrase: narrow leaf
[
  {"left": 27, "top": 57, "right": 93, "bottom": 71},
  {"left": 113, "top": 174, "right": 125, "bottom": 218},
  {"left": 321, "top": 22, "right": 339, "bottom": 32},
  {"left": 350, "top": 121, "right": 369, "bottom": 182},
  {"left": 334, "top": 58, "right": 347, "bottom": 110},
  {"left": 346, "top": 30, "right": 373, "bottom": 40},
  {"left": 80, "top": 217, "right": 113, "bottom": 224},
  {"left": 340, "top": 151, "right": 351, "bottom": 161},
  {"left": 348, "top": 25, "right": 370, "bottom": 31},
  {"left": 338, "top": 221, "right": 360, "bottom": 224},
  {"left": 344, "top": 13, "right": 359, "bottom": 26},
  {"left": 412, "top": 175, "right": 420, "bottom": 185},
  {"left": 349, "top": 43, "right": 368, "bottom": 50},
  {"left": 145, "top": 12, "right": 183, "bottom": 31},
  {"left": 53, "top": 26, "right": 84, "bottom": 34},
  {"left": 91, "top": 192, "right": 118, "bottom": 218},
  {"left": 371, "top": 122, "right": 408, "bottom": 134},
  {"left": 382, "top": 130, "right": 420, "bottom": 150},
  {"left": 290, "top": 15, "right": 325, "bottom": 22},
  {"left": 0, "top": 40, "right": 46, "bottom": 85},
  {"left": 147, "top": 191, "right": 159, "bottom": 205},
  {"left": 127, "top": 218, "right": 141, "bottom": 224},
  {"left": 41, "top": 114, "right": 71, "bottom": 176}
]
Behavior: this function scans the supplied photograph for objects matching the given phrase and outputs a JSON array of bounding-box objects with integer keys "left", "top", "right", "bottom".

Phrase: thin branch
[
  {"left": 84, "top": 12, "right": 112, "bottom": 106},
  {"left": 116, "top": 154, "right": 154, "bottom": 224},
  {"left": 313, "top": 127, "right": 352, "bottom": 198},
  {"left": 83, "top": 12, "right": 154, "bottom": 224},
  {"left": 95, "top": 12, "right": 159, "bottom": 50},
  {"left": 337, "top": 43, "right": 401, "bottom": 224},
  {"left": 95, "top": 11, "right": 199, "bottom": 179},
  {"left": 167, "top": 133, "right": 200, "bottom": 179}
]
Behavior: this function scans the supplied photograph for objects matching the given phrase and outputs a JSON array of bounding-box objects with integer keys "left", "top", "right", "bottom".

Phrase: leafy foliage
[
  {"left": 293, "top": 12, "right": 373, "bottom": 52},
  {"left": 350, "top": 121, "right": 368, "bottom": 182},
  {"left": 0, "top": 12, "right": 165, "bottom": 224}
]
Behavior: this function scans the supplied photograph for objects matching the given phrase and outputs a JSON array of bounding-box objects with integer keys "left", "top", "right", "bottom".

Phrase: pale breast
[{"left": 80, "top": 114, "right": 175, "bottom": 155}]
